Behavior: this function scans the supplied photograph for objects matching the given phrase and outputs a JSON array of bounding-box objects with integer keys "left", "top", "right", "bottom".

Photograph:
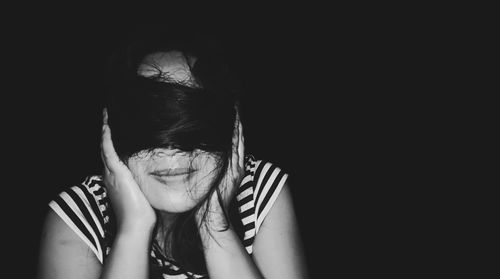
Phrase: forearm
[
  {"left": 199, "top": 216, "right": 264, "bottom": 279},
  {"left": 99, "top": 228, "right": 153, "bottom": 279}
]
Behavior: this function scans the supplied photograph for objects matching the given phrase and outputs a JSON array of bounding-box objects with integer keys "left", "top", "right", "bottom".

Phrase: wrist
[{"left": 196, "top": 204, "right": 229, "bottom": 233}]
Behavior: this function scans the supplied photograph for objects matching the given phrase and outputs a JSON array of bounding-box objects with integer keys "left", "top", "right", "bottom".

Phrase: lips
[
  {"left": 150, "top": 169, "right": 199, "bottom": 186},
  {"left": 151, "top": 168, "right": 197, "bottom": 177}
]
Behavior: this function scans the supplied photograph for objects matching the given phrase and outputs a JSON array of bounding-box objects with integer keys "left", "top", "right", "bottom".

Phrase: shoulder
[
  {"left": 52, "top": 175, "right": 108, "bottom": 205},
  {"left": 242, "top": 155, "right": 289, "bottom": 221},
  {"left": 242, "top": 154, "right": 289, "bottom": 189},
  {"left": 49, "top": 175, "right": 111, "bottom": 227}
]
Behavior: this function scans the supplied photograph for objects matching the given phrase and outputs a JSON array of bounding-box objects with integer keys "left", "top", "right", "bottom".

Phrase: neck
[
  {"left": 154, "top": 211, "right": 180, "bottom": 259},
  {"left": 155, "top": 211, "right": 180, "bottom": 236}
]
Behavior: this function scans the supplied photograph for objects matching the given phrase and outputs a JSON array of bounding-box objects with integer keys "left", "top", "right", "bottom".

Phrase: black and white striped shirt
[{"left": 49, "top": 154, "right": 288, "bottom": 279}]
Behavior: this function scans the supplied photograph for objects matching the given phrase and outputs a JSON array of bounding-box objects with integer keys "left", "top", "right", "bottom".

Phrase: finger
[
  {"left": 101, "top": 113, "right": 122, "bottom": 172},
  {"left": 238, "top": 118, "right": 244, "bottom": 168},
  {"left": 230, "top": 108, "right": 240, "bottom": 171},
  {"left": 100, "top": 148, "right": 111, "bottom": 175},
  {"left": 100, "top": 110, "right": 110, "bottom": 170},
  {"left": 234, "top": 106, "right": 244, "bottom": 164},
  {"left": 232, "top": 107, "right": 240, "bottom": 150},
  {"left": 100, "top": 116, "right": 109, "bottom": 170},
  {"left": 103, "top": 107, "right": 108, "bottom": 125},
  {"left": 230, "top": 111, "right": 245, "bottom": 175}
]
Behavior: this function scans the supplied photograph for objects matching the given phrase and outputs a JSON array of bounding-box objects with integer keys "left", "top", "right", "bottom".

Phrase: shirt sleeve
[
  {"left": 252, "top": 160, "right": 289, "bottom": 232},
  {"left": 48, "top": 179, "right": 108, "bottom": 263}
]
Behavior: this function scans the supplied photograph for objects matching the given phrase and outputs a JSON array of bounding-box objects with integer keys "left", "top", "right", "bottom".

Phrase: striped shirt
[{"left": 49, "top": 154, "right": 288, "bottom": 279}]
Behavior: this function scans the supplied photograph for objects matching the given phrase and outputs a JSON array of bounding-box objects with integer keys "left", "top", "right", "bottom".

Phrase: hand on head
[{"left": 101, "top": 108, "right": 157, "bottom": 232}]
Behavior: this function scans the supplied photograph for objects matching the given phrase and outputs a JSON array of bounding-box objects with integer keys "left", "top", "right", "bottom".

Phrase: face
[
  {"left": 127, "top": 149, "right": 219, "bottom": 213},
  {"left": 129, "top": 51, "right": 214, "bottom": 213}
]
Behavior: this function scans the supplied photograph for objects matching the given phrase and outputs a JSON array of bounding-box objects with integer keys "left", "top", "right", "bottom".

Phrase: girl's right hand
[{"left": 101, "top": 108, "right": 156, "bottom": 233}]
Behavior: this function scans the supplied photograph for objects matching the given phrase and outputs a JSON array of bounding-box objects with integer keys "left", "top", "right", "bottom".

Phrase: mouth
[{"left": 150, "top": 168, "right": 198, "bottom": 182}]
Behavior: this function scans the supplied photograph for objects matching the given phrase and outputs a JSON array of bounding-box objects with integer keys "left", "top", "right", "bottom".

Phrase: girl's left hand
[
  {"left": 221, "top": 108, "right": 245, "bottom": 207},
  {"left": 197, "top": 109, "right": 245, "bottom": 227}
]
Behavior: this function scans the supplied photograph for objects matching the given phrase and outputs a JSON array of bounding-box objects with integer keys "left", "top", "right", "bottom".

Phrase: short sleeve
[
  {"left": 252, "top": 160, "right": 289, "bottom": 232},
  {"left": 235, "top": 155, "right": 289, "bottom": 254},
  {"left": 48, "top": 176, "right": 109, "bottom": 263}
]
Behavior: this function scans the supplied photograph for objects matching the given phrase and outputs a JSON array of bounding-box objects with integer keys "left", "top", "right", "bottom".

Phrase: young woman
[{"left": 37, "top": 29, "right": 308, "bottom": 279}]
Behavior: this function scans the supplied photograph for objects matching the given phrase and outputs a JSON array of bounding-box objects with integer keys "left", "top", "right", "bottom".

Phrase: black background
[{"left": 5, "top": 10, "right": 443, "bottom": 278}]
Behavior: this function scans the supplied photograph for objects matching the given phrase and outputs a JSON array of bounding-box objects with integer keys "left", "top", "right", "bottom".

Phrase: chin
[
  {"left": 138, "top": 175, "right": 211, "bottom": 213},
  {"left": 145, "top": 187, "right": 203, "bottom": 213}
]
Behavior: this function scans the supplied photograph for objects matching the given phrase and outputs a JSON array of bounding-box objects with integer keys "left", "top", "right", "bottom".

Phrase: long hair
[{"left": 103, "top": 28, "right": 244, "bottom": 275}]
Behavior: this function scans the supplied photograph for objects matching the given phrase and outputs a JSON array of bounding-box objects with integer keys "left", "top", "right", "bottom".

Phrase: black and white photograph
[{"left": 7, "top": 8, "right": 458, "bottom": 278}]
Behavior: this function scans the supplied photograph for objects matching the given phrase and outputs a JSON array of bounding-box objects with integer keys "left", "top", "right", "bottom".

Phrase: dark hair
[{"left": 104, "top": 28, "right": 244, "bottom": 275}]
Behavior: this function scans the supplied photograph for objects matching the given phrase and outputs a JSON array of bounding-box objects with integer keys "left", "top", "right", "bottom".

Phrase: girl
[{"left": 37, "top": 29, "right": 308, "bottom": 279}]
